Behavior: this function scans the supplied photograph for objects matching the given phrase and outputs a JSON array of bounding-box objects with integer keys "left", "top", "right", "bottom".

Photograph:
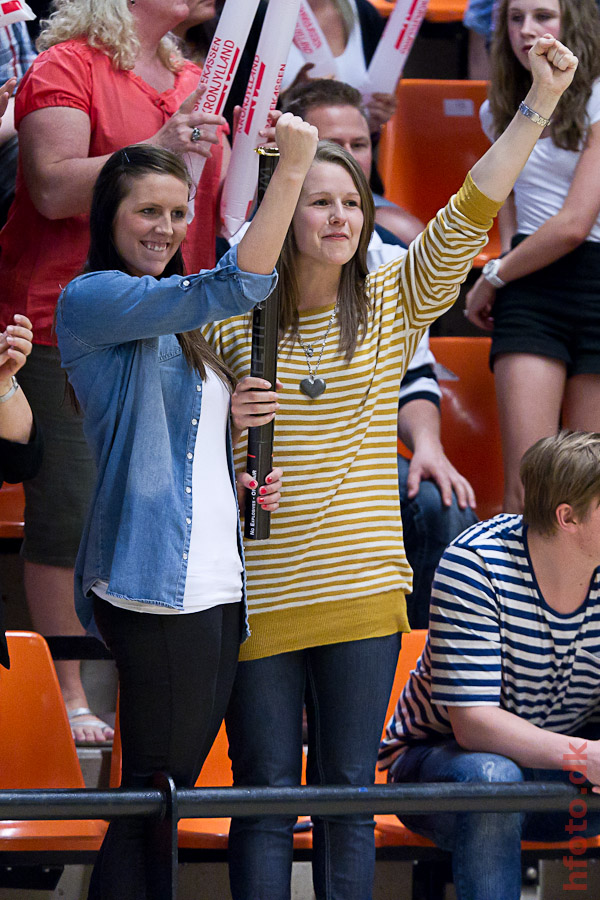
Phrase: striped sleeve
[
  {"left": 367, "top": 174, "right": 502, "bottom": 337},
  {"left": 429, "top": 545, "right": 502, "bottom": 707}
]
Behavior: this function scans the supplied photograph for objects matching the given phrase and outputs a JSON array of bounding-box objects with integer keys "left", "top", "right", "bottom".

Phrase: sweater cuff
[{"left": 456, "top": 172, "right": 503, "bottom": 228}]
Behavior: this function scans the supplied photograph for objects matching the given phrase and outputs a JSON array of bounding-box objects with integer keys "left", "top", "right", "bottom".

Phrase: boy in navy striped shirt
[{"left": 379, "top": 431, "right": 600, "bottom": 900}]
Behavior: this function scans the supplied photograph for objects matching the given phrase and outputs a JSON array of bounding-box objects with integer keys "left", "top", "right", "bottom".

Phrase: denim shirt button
[
  {"left": 187, "top": 452, "right": 193, "bottom": 460},
  {"left": 182, "top": 279, "right": 190, "bottom": 287},
  {"left": 185, "top": 486, "right": 191, "bottom": 494},
  {"left": 191, "top": 418, "right": 198, "bottom": 425},
  {"left": 196, "top": 384, "right": 201, "bottom": 391},
  {"left": 186, "top": 517, "right": 192, "bottom": 525},
  {"left": 183, "top": 552, "right": 188, "bottom": 560}
]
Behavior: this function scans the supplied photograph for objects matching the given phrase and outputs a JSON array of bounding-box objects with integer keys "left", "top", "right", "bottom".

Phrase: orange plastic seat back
[
  {"left": 0, "top": 482, "right": 25, "bottom": 539},
  {"left": 370, "top": 0, "right": 467, "bottom": 21},
  {"left": 375, "top": 630, "right": 427, "bottom": 785},
  {"left": 425, "top": 0, "right": 468, "bottom": 22},
  {"left": 378, "top": 79, "right": 499, "bottom": 266},
  {"left": 430, "top": 336, "right": 503, "bottom": 521},
  {"left": 110, "top": 715, "right": 233, "bottom": 790},
  {"left": 0, "top": 632, "right": 84, "bottom": 789}
]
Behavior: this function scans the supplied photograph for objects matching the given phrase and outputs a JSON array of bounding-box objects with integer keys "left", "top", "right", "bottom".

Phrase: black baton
[{"left": 244, "top": 147, "right": 281, "bottom": 541}]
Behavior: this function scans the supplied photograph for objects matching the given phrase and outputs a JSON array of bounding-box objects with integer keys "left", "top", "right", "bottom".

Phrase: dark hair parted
[
  {"left": 278, "top": 140, "right": 375, "bottom": 362},
  {"left": 520, "top": 431, "right": 600, "bottom": 535},
  {"left": 281, "top": 78, "right": 367, "bottom": 121},
  {"left": 489, "top": 0, "right": 600, "bottom": 151},
  {"left": 86, "top": 144, "right": 234, "bottom": 387}
]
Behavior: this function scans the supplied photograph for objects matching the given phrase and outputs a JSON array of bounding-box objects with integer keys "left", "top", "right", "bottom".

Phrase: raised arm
[
  {"left": 236, "top": 113, "right": 318, "bottom": 275},
  {"left": 383, "top": 36, "right": 577, "bottom": 338},
  {"left": 470, "top": 35, "right": 578, "bottom": 201}
]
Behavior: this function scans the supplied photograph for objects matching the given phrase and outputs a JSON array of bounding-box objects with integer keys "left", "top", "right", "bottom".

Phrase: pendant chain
[{"left": 296, "top": 303, "right": 338, "bottom": 383}]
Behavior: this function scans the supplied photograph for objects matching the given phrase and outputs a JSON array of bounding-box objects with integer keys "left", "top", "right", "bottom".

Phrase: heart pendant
[{"left": 300, "top": 377, "right": 327, "bottom": 398}]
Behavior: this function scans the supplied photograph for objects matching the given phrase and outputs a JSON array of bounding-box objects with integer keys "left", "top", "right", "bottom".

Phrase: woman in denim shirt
[{"left": 55, "top": 113, "right": 318, "bottom": 900}]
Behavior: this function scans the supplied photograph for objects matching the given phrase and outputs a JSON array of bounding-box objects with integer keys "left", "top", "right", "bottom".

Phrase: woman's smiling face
[
  {"left": 112, "top": 172, "right": 189, "bottom": 278},
  {"left": 292, "top": 161, "right": 364, "bottom": 271}
]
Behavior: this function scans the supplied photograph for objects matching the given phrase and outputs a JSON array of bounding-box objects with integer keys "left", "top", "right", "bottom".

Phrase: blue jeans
[
  {"left": 226, "top": 632, "right": 402, "bottom": 900},
  {"left": 398, "top": 455, "right": 477, "bottom": 629},
  {"left": 390, "top": 732, "right": 600, "bottom": 900}
]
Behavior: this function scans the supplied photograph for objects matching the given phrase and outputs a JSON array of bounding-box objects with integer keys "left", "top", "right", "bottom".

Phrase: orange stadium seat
[
  {"left": 378, "top": 79, "right": 500, "bottom": 267},
  {"left": 0, "top": 632, "right": 105, "bottom": 866},
  {"left": 112, "top": 635, "right": 428, "bottom": 855},
  {"left": 370, "top": 0, "right": 468, "bottom": 22},
  {"left": 111, "top": 713, "right": 312, "bottom": 855},
  {"left": 397, "top": 336, "right": 504, "bottom": 521},
  {"left": 0, "top": 482, "right": 25, "bottom": 539},
  {"left": 374, "top": 630, "right": 437, "bottom": 849}
]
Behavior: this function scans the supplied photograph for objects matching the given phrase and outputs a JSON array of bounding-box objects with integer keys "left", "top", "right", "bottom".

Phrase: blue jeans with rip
[
  {"left": 390, "top": 731, "right": 600, "bottom": 900},
  {"left": 226, "top": 632, "right": 402, "bottom": 900},
  {"left": 398, "top": 454, "right": 477, "bottom": 629}
]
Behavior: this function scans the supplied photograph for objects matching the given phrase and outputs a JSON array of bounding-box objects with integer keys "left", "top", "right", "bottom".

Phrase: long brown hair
[
  {"left": 86, "top": 144, "right": 234, "bottom": 389},
  {"left": 277, "top": 141, "right": 375, "bottom": 362},
  {"left": 489, "top": 0, "right": 600, "bottom": 151}
]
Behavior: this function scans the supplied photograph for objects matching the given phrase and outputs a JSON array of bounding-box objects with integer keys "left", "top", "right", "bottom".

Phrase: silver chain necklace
[{"left": 297, "top": 303, "right": 338, "bottom": 398}]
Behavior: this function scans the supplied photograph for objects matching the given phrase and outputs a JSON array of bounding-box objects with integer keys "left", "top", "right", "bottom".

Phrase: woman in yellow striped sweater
[{"left": 205, "top": 34, "right": 577, "bottom": 900}]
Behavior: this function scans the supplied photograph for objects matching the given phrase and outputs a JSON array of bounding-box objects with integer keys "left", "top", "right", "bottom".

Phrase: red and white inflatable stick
[
  {"left": 220, "top": 0, "right": 302, "bottom": 239},
  {"left": 292, "top": 1, "right": 337, "bottom": 80},
  {"left": 186, "top": 0, "right": 261, "bottom": 219},
  {"left": 0, "top": 0, "right": 35, "bottom": 26},
  {"left": 360, "top": 0, "right": 429, "bottom": 101}
]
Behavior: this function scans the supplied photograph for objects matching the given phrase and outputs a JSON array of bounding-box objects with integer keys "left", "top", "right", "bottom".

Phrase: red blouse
[{"left": 0, "top": 39, "right": 224, "bottom": 345}]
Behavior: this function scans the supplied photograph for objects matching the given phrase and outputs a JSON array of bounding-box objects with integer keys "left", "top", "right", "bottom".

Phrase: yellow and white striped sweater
[{"left": 205, "top": 174, "right": 501, "bottom": 661}]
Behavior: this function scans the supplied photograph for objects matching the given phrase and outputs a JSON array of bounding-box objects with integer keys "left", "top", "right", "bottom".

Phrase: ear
[{"left": 555, "top": 502, "right": 579, "bottom": 533}]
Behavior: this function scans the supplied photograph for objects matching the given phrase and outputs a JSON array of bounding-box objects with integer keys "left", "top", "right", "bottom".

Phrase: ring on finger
[{"left": 190, "top": 126, "right": 203, "bottom": 143}]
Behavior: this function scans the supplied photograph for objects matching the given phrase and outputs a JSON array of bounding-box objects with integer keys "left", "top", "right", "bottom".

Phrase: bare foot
[{"left": 67, "top": 706, "right": 114, "bottom": 746}]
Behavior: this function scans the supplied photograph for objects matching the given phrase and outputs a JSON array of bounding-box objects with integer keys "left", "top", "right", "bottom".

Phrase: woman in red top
[{"left": 0, "top": 0, "right": 230, "bottom": 744}]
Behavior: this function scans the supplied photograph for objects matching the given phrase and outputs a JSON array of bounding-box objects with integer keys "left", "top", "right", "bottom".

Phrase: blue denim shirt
[{"left": 55, "top": 246, "right": 277, "bottom": 636}]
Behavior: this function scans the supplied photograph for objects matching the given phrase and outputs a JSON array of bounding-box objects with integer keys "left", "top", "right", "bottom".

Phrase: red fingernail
[
  {"left": 257, "top": 497, "right": 264, "bottom": 504},
  {"left": 259, "top": 487, "right": 267, "bottom": 495},
  {"left": 266, "top": 475, "right": 272, "bottom": 484},
  {"left": 249, "top": 480, "right": 258, "bottom": 489}
]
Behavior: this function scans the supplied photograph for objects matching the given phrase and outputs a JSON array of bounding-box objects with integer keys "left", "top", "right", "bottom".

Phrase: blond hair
[
  {"left": 521, "top": 431, "right": 600, "bottom": 535},
  {"left": 37, "top": 0, "right": 184, "bottom": 72}
]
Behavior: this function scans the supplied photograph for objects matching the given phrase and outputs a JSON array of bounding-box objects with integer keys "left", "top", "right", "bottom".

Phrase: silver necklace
[{"left": 297, "top": 303, "right": 338, "bottom": 398}]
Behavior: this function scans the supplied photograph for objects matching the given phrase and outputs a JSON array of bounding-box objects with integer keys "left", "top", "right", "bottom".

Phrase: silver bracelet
[
  {"left": 519, "top": 101, "right": 552, "bottom": 128},
  {"left": 0, "top": 376, "right": 19, "bottom": 403}
]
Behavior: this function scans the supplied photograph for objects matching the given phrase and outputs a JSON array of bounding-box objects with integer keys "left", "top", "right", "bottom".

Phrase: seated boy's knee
[{"left": 452, "top": 751, "right": 524, "bottom": 785}]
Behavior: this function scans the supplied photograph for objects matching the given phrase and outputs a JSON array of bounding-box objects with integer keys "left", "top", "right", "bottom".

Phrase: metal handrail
[{"left": 0, "top": 781, "right": 597, "bottom": 821}]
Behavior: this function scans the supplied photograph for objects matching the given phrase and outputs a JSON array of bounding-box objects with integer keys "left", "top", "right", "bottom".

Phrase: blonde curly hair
[{"left": 37, "top": 0, "right": 185, "bottom": 72}]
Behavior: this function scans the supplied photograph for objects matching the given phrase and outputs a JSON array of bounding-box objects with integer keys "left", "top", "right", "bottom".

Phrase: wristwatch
[{"left": 482, "top": 258, "right": 506, "bottom": 289}]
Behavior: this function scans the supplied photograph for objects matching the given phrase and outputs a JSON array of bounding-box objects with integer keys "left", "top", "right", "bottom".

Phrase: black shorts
[
  {"left": 17, "top": 344, "right": 96, "bottom": 567},
  {"left": 490, "top": 235, "right": 600, "bottom": 377}
]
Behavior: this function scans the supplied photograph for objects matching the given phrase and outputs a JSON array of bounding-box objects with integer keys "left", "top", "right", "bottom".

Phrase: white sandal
[{"left": 67, "top": 706, "right": 114, "bottom": 747}]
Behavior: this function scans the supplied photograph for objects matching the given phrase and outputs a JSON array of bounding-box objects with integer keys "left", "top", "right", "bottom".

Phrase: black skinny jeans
[{"left": 88, "top": 597, "right": 242, "bottom": 900}]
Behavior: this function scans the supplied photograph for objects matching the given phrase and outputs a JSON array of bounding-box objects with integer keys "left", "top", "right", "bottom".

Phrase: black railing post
[{"left": 149, "top": 772, "right": 178, "bottom": 900}]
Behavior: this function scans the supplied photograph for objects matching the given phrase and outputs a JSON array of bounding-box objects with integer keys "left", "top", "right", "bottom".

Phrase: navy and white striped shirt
[{"left": 379, "top": 515, "right": 600, "bottom": 770}]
